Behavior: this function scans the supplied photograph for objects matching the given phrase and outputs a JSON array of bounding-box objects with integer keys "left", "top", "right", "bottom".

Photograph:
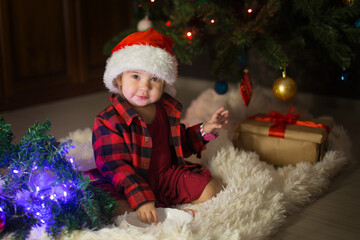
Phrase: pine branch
[
  {"left": 1, "top": 120, "right": 117, "bottom": 239},
  {"left": 255, "top": 36, "right": 289, "bottom": 69}
]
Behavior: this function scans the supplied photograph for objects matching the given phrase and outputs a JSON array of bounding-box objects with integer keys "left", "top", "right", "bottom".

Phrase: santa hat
[{"left": 103, "top": 28, "right": 178, "bottom": 96}]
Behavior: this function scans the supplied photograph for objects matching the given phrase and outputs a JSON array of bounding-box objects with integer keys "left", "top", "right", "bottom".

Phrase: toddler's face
[{"left": 115, "top": 70, "right": 164, "bottom": 108}]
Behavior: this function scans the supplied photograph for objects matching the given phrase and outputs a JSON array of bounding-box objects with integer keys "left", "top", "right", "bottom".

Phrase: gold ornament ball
[{"left": 272, "top": 76, "right": 297, "bottom": 101}]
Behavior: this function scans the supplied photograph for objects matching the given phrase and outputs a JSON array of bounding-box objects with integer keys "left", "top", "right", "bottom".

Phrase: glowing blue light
[
  {"left": 36, "top": 212, "right": 41, "bottom": 216},
  {"left": 13, "top": 170, "right": 19, "bottom": 174},
  {"left": 36, "top": 186, "right": 40, "bottom": 192},
  {"left": 63, "top": 191, "right": 68, "bottom": 197},
  {"left": 69, "top": 158, "right": 74, "bottom": 163}
]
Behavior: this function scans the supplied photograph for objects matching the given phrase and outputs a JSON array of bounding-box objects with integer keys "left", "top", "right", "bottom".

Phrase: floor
[{"left": 1, "top": 77, "right": 359, "bottom": 239}]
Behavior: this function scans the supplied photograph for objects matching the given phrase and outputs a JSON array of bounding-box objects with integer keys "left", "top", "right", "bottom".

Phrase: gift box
[{"left": 232, "top": 109, "right": 332, "bottom": 166}]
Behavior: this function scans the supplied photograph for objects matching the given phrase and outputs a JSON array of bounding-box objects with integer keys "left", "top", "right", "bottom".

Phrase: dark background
[{"left": 1, "top": 0, "right": 359, "bottom": 112}]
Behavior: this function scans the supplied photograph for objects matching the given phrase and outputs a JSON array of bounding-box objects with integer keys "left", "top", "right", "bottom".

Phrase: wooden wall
[{"left": 0, "top": 0, "right": 132, "bottom": 111}]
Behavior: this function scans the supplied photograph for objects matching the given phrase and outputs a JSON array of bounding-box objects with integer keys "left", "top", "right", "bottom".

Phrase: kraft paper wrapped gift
[{"left": 232, "top": 112, "right": 332, "bottom": 166}]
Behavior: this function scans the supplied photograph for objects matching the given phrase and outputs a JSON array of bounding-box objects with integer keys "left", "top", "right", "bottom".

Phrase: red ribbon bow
[{"left": 249, "top": 105, "right": 330, "bottom": 138}]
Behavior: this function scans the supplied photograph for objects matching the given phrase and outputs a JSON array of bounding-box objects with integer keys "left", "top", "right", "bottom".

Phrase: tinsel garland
[{"left": 0, "top": 117, "right": 117, "bottom": 240}]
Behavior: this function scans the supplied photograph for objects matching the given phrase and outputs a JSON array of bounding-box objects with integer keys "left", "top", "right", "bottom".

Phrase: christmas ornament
[
  {"left": 240, "top": 69, "right": 252, "bottom": 106},
  {"left": 272, "top": 69, "right": 297, "bottom": 101},
  {"left": 137, "top": 16, "right": 153, "bottom": 32},
  {"left": 0, "top": 207, "right": 5, "bottom": 233},
  {"left": 214, "top": 79, "right": 228, "bottom": 94}
]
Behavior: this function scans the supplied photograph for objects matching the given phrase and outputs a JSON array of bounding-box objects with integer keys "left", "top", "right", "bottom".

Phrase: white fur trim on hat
[{"left": 103, "top": 44, "right": 178, "bottom": 94}]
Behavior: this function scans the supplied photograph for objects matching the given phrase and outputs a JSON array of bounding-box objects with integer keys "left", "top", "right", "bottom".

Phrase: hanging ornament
[
  {"left": 137, "top": 16, "right": 153, "bottom": 32},
  {"left": 240, "top": 69, "right": 253, "bottom": 106},
  {"left": 214, "top": 78, "right": 228, "bottom": 94},
  {"left": 0, "top": 207, "right": 5, "bottom": 233},
  {"left": 272, "top": 68, "right": 297, "bottom": 101}
]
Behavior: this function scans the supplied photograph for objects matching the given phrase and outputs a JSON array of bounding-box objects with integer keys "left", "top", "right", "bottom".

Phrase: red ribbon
[{"left": 249, "top": 105, "right": 330, "bottom": 138}]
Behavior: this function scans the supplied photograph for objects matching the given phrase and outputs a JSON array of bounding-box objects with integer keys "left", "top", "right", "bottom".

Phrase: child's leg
[
  {"left": 191, "top": 179, "right": 221, "bottom": 204},
  {"left": 112, "top": 200, "right": 133, "bottom": 217}
]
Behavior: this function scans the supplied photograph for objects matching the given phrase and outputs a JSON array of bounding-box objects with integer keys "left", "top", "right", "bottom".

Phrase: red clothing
[
  {"left": 147, "top": 102, "right": 211, "bottom": 207},
  {"left": 85, "top": 93, "right": 209, "bottom": 209}
]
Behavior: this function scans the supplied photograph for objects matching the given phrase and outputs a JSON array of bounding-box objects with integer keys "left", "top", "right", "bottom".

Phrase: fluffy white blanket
[{"left": 25, "top": 87, "right": 350, "bottom": 240}]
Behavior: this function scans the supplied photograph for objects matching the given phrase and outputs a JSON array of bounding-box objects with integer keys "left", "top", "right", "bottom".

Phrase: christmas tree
[
  {"left": 104, "top": 0, "right": 360, "bottom": 98},
  {"left": 0, "top": 117, "right": 117, "bottom": 240}
]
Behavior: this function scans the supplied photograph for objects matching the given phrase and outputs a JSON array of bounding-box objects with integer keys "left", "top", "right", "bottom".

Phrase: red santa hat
[{"left": 103, "top": 28, "right": 178, "bottom": 96}]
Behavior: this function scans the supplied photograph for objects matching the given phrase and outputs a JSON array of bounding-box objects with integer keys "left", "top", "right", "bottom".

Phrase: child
[{"left": 85, "top": 28, "right": 229, "bottom": 224}]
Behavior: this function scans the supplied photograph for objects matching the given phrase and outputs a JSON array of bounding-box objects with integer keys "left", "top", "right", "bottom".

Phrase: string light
[
  {"left": 150, "top": 0, "right": 155, "bottom": 3},
  {"left": 248, "top": 8, "right": 253, "bottom": 13},
  {"left": 166, "top": 20, "right": 172, "bottom": 27},
  {"left": 186, "top": 31, "right": 193, "bottom": 40},
  {"left": 210, "top": 19, "right": 215, "bottom": 24}
]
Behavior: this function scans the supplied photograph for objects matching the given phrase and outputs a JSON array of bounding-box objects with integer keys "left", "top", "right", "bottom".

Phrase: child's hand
[
  {"left": 136, "top": 201, "right": 158, "bottom": 225},
  {"left": 204, "top": 107, "right": 229, "bottom": 134}
]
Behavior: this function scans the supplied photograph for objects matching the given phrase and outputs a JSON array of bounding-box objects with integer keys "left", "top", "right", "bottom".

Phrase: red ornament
[{"left": 240, "top": 69, "right": 253, "bottom": 106}]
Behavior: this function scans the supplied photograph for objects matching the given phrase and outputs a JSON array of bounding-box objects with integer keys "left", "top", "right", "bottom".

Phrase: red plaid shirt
[{"left": 87, "top": 93, "right": 207, "bottom": 209}]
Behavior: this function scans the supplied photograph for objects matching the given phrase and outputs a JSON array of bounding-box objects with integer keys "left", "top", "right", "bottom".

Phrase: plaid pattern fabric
[{"left": 87, "top": 93, "right": 207, "bottom": 209}]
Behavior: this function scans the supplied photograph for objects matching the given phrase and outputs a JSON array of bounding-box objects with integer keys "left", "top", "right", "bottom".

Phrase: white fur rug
[{"left": 22, "top": 87, "right": 350, "bottom": 240}]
